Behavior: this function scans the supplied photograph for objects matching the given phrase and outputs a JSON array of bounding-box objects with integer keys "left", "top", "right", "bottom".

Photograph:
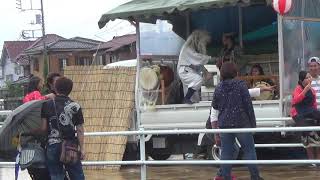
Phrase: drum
[
  {"left": 140, "top": 65, "right": 175, "bottom": 106},
  {"left": 139, "top": 67, "right": 159, "bottom": 90},
  {"left": 159, "top": 65, "right": 174, "bottom": 88},
  {"left": 254, "top": 81, "right": 274, "bottom": 100}
]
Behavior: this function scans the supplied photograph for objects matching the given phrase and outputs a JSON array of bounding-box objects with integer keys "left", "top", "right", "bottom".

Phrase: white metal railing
[
  {"left": 1, "top": 126, "right": 320, "bottom": 180},
  {"left": 84, "top": 126, "right": 320, "bottom": 136},
  {"left": 2, "top": 159, "right": 320, "bottom": 166}
]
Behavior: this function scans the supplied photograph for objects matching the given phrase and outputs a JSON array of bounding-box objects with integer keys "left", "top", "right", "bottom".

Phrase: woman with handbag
[
  {"left": 212, "top": 62, "right": 263, "bottom": 180},
  {"left": 41, "top": 77, "right": 85, "bottom": 180},
  {"left": 22, "top": 75, "right": 55, "bottom": 180}
]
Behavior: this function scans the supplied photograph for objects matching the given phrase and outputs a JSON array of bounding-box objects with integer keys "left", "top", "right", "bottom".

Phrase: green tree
[{"left": 4, "top": 81, "right": 24, "bottom": 97}]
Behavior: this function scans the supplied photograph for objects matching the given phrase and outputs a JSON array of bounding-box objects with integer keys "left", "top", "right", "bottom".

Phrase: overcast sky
[{"left": 0, "top": 0, "right": 134, "bottom": 53}]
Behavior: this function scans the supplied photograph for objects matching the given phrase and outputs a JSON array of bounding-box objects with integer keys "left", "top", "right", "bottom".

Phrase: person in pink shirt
[
  {"left": 290, "top": 71, "right": 320, "bottom": 167},
  {"left": 23, "top": 76, "right": 54, "bottom": 103},
  {"left": 290, "top": 71, "right": 320, "bottom": 145},
  {"left": 21, "top": 75, "right": 56, "bottom": 180}
]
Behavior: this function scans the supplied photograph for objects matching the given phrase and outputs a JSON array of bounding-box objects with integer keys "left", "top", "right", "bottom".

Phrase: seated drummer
[{"left": 250, "top": 64, "right": 275, "bottom": 88}]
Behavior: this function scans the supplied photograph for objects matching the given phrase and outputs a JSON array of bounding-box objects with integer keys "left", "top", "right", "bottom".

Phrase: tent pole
[
  {"left": 301, "top": 0, "right": 306, "bottom": 70},
  {"left": 135, "top": 21, "right": 141, "bottom": 127},
  {"left": 186, "top": 12, "right": 191, "bottom": 37},
  {"left": 134, "top": 21, "right": 146, "bottom": 180},
  {"left": 238, "top": 5, "right": 243, "bottom": 48},
  {"left": 278, "top": 14, "right": 285, "bottom": 117}
]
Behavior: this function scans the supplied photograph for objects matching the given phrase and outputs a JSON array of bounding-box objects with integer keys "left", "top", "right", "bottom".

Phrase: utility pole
[
  {"left": 16, "top": 0, "right": 42, "bottom": 39},
  {"left": 16, "top": 0, "right": 48, "bottom": 79},
  {"left": 40, "top": 0, "right": 48, "bottom": 79}
]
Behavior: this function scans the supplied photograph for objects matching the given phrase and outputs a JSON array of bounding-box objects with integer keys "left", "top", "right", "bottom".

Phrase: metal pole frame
[
  {"left": 3, "top": 159, "right": 320, "bottom": 167},
  {"left": 135, "top": 21, "right": 141, "bottom": 127},
  {"left": 238, "top": 5, "right": 243, "bottom": 48},
  {"left": 277, "top": 14, "right": 285, "bottom": 117},
  {"left": 300, "top": 0, "right": 306, "bottom": 70},
  {"left": 284, "top": 16, "right": 320, "bottom": 22},
  {"left": 186, "top": 12, "right": 191, "bottom": 37},
  {"left": 134, "top": 20, "right": 146, "bottom": 180},
  {"left": 3, "top": 127, "right": 320, "bottom": 176},
  {"left": 139, "top": 127, "right": 147, "bottom": 180},
  {"left": 82, "top": 126, "right": 320, "bottom": 136}
]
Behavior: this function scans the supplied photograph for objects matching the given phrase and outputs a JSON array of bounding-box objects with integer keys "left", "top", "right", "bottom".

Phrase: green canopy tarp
[
  {"left": 98, "top": 0, "right": 270, "bottom": 28},
  {"left": 242, "top": 22, "right": 277, "bottom": 41}
]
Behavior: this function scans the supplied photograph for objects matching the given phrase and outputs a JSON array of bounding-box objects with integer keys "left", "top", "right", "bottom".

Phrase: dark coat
[{"left": 212, "top": 79, "right": 256, "bottom": 128}]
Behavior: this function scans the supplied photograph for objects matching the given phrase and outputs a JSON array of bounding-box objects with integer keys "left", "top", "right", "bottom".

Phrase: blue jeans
[
  {"left": 47, "top": 143, "right": 85, "bottom": 180},
  {"left": 216, "top": 141, "right": 240, "bottom": 176},
  {"left": 220, "top": 132, "right": 260, "bottom": 180}
]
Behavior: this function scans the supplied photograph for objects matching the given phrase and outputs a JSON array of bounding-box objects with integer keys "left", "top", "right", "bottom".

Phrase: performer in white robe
[{"left": 178, "top": 30, "right": 212, "bottom": 104}]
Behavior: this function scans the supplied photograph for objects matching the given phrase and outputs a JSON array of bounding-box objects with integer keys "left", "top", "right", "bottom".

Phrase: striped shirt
[{"left": 311, "top": 76, "right": 320, "bottom": 109}]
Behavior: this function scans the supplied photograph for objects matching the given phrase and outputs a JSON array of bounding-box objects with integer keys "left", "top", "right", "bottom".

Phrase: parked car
[{"left": 0, "top": 110, "right": 12, "bottom": 128}]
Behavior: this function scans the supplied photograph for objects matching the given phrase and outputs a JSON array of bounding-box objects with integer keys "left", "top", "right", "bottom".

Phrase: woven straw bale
[{"left": 64, "top": 65, "right": 136, "bottom": 170}]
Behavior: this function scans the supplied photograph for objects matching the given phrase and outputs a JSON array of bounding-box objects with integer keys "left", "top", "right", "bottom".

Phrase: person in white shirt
[
  {"left": 308, "top": 57, "right": 320, "bottom": 109},
  {"left": 178, "top": 30, "right": 212, "bottom": 104},
  {"left": 306, "top": 56, "right": 320, "bottom": 167}
]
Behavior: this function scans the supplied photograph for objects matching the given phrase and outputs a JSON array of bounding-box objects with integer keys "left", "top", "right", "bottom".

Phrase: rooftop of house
[
  {"left": 7, "top": 34, "right": 136, "bottom": 66},
  {"left": 16, "top": 34, "right": 104, "bottom": 65},
  {"left": 26, "top": 34, "right": 66, "bottom": 52},
  {"left": 25, "top": 34, "right": 102, "bottom": 54},
  {"left": 1, "top": 41, "right": 34, "bottom": 64},
  {"left": 95, "top": 34, "right": 136, "bottom": 52},
  {"left": 71, "top": 37, "right": 102, "bottom": 45},
  {"left": 24, "top": 34, "right": 66, "bottom": 54}
]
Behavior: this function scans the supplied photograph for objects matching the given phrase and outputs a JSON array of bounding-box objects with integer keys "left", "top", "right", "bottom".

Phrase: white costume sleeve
[
  {"left": 248, "top": 88, "right": 261, "bottom": 97},
  {"left": 210, "top": 88, "right": 261, "bottom": 122},
  {"left": 179, "top": 46, "right": 211, "bottom": 66}
]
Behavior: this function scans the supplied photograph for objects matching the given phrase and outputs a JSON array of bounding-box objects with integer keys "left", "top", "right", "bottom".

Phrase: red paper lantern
[{"left": 272, "top": 0, "right": 292, "bottom": 15}]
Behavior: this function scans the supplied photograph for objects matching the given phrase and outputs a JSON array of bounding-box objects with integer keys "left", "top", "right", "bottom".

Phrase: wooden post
[{"left": 161, "top": 80, "right": 165, "bottom": 105}]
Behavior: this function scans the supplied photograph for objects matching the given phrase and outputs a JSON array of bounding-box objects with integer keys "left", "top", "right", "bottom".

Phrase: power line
[
  {"left": 95, "top": 20, "right": 129, "bottom": 35},
  {"left": 97, "top": 21, "right": 126, "bottom": 34},
  {"left": 94, "top": 25, "right": 135, "bottom": 41},
  {"left": 93, "top": 34, "right": 108, "bottom": 41}
]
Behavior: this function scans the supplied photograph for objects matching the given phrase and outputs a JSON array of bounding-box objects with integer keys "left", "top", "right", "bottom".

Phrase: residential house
[
  {"left": 0, "top": 41, "right": 34, "bottom": 87},
  {"left": 94, "top": 34, "right": 136, "bottom": 64},
  {"left": 17, "top": 34, "right": 102, "bottom": 80}
]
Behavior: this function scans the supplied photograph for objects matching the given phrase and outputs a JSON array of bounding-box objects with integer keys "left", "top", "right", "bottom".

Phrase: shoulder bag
[{"left": 53, "top": 99, "right": 80, "bottom": 164}]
